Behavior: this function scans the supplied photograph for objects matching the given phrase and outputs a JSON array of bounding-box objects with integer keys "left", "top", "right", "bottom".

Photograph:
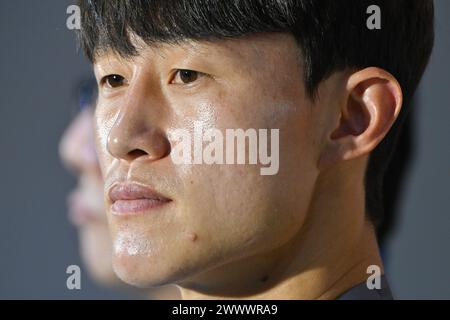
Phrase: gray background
[
  {"left": 386, "top": 0, "right": 450, "bottom": 299},
  {"left": 0, "top": 0, "right": 448, "bottom": 299}
]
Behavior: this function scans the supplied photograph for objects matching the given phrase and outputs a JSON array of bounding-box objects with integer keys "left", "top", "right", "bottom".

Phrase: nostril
[{"left": 127, "top": 149, "right": 148, "bottom": 160}]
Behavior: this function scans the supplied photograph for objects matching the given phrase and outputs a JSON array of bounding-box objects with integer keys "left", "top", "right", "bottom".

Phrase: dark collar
[{"left": 337, "top": 275, "right": 393, "bottom": 300}]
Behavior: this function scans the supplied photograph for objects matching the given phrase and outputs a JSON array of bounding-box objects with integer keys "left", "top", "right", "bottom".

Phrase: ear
[{"left": 318, "top": 67, "right": 403, "bottom": 169}]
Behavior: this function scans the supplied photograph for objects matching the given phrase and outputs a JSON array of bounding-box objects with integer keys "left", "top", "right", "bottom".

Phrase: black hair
[{"left": 77, "top": 0, "right": 434, "bottom": 228}]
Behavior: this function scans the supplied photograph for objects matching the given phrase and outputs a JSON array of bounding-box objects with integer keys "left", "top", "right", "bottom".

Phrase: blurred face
[
  {"left": 60, "top": 108, "right": 182, "bottom": 298},
  {"left": 59, "top": 108, "right": 117, "bottom": 284},
  {"left": 94, "top": 34, "right": 323, "bottom": 287}
]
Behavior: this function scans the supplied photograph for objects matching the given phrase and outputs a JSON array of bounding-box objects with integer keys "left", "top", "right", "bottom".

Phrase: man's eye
[
  {"left": 102, "top": 74, "right": 125, "bottom": 88},
  {"left": 172, "top": 69, "right": 202, "bottom": 84}
]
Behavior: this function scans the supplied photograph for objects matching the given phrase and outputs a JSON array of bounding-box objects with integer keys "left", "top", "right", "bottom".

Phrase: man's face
[{"left": 94, "top": 33, "right": 324, "bottom": 287}]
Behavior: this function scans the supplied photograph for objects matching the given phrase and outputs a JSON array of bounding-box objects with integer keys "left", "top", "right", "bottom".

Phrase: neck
[{"left": 178, "top": 158, "right": 383, "bottom": 299}]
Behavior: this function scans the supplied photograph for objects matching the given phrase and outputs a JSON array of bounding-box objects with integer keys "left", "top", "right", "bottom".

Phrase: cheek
[
  {"left": 167, "top": 88, "right": 318, "bottom": 253},
  {"left": 176, "top": 166, "right": 271, "bottom": 259},
  {"left": 175, "top": 147, "right": 316, "bottom": 261}
]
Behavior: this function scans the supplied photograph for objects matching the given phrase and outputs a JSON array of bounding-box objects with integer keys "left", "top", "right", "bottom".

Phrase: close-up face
[
  {"left": 94, "top": 33, "right": 333, "bottom": 287},
  {"left": 2, "top": 0, "right": 447, "bottom": 302}
]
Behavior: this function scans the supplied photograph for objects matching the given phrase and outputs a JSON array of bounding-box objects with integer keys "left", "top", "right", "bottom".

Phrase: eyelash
[
  {"left": 100, "top": 74, "right": 126, "bottom": 89},
  {"left": 171, "top": 69, "right": 206, "bottom": 85},
  {"left": 99, "top": 69, "right": 208, "bottom": 90}
]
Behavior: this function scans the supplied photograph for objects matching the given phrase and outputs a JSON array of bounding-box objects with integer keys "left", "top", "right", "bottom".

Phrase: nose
[{"left": 106, "top": 84, "right": 170, "bottom": 163}]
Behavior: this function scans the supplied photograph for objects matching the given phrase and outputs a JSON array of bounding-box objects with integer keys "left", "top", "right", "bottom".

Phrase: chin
[
  {"left": 108, "top": 217, "right": 202, "bottom": 288},
  {"left": 110, "top": 241, "right": 219, "bottom": 289},
  {"left": 111, "top": 253, "right": 180, "bottom": 288}
]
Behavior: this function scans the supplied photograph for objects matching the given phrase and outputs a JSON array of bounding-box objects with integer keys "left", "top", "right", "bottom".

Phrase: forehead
[{"left": 93, "top": 33, "right": 301, "bottom": 67}]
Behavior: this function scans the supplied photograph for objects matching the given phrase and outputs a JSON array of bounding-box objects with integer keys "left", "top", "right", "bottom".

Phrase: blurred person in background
[{"left": 59, "top": 79, "right": 181, "bottom": 299}]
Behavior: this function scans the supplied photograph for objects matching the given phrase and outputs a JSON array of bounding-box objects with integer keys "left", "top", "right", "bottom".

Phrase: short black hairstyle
[{"left": 78, "top": 0, "right": 434, "bottom": 228}]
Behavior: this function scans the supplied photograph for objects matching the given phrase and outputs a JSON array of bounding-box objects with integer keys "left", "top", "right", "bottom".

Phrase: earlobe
[{"left": 318, "top": 67, "right": 403, "bottom": 170}]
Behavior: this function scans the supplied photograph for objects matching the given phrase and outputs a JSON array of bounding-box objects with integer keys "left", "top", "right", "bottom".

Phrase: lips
[{"left": 108, "top": 183, "right": 172, "bottom": 215}]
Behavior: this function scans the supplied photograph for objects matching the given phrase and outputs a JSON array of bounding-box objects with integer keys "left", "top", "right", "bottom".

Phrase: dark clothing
[{"left": 337, "top": 276, "right": 393, "bottom": 300}]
